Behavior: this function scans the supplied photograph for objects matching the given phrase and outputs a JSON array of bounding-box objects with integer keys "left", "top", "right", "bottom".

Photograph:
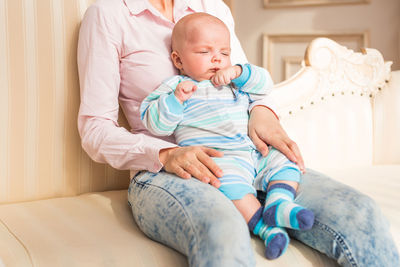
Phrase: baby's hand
[
  {"left": 174, "top": 80, "right": 197, "bottom": 104},
  {"left": 211, "top": 65, "right": 242, "bottom": 87}
]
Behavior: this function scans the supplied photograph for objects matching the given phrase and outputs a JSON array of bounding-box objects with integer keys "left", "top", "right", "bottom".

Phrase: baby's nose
[{"left": 212, "top": 54, "right": 221, "bottom": 62}]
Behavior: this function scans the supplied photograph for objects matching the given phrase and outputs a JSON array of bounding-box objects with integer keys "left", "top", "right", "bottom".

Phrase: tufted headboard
[
  {"left": 0, "top": 0, "right": 129, "bottom": 204},
  {"left": 270, "top": 38, "right": 397, "bottom": 170}
]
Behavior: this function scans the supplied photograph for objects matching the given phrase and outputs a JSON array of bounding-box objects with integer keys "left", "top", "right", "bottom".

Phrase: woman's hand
[
  {"left": 159, "top": 146, "right": 224, "bottom": 188},
  {"left": 249, "top": 106, "right": 305, "bottom": 172}
]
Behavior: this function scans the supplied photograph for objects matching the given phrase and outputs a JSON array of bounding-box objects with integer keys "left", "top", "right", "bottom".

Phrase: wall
[{"left": 231, "top": 0, "right": 400, "bottom": 82}]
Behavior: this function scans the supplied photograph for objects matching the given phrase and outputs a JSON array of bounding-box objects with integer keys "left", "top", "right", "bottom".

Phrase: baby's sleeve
[
  {"left": 140, "top": 76, "right": 185, "bottom": 136},
  {"left": 232, "top": 63, "right": 274, "bottom": 103}
]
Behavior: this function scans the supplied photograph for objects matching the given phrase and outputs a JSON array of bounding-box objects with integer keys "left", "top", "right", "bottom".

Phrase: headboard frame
[
  {"left": 270, "top": 38, "right": 392, "bottom": 169},
  {"left": 273, "top": 38, "right": 392, "bottom": 119}
]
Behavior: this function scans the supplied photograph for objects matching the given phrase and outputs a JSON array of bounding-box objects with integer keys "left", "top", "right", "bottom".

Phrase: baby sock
[
  {"left": 263, "top": 183, "right": 314, "bottom": 230},
  {"left": 248, "top": 207, "right": 289, "bottom": 260}
]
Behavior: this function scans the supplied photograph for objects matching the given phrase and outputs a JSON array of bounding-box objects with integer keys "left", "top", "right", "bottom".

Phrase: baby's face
[{"left": 178, "top": 24, "right": 231, "bottom": 81}]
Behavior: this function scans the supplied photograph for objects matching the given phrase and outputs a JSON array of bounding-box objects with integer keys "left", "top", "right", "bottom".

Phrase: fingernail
[{"left": 212, "top": 180, "right": 221, "bottom": 188}]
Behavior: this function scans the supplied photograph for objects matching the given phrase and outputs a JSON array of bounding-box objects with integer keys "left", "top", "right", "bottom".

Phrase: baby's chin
[
  {"left": 192, "top": 73, "right": 214, "bottom": 82},
  {"left": 181, "top": 70, "right": 214, "bottom": 82}
]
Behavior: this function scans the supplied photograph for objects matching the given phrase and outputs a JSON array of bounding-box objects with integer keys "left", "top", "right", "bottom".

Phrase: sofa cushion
[
  {"left": 0, "top": 190, "right": 187, "bottom": 267},
  {"left": 0, "top": 190, "right": 337, "bottom": 267},
  {"left": 0, "top": 219, "right": 32, "bottom": 266},
  {"left": 0, "top": 165, "right": 398, "bottom": 267}
]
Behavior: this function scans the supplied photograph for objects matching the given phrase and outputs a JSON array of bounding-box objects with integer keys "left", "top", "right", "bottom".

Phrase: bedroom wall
[{"left": 228, "top": 0, "right": 400, "bottom": 83}]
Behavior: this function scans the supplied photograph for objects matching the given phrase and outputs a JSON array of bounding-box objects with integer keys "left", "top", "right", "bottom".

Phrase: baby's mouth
[{"left": 210, "top": 68, "right": 220, "bottom": 72}]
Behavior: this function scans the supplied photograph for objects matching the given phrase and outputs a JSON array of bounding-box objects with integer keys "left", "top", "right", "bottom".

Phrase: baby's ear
[{"left": 171, "top": 51, "right": 183, "bottom": 70}]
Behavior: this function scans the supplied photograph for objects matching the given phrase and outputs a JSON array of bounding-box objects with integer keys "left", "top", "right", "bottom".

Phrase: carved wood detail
[{"left": 271, "top": 38, "right": 392, "bottom": 118}]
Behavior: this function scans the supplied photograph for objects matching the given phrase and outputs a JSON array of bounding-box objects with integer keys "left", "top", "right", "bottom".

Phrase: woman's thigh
[
  {"left": 128, "top": 171, "right": 256, "bottom": 267},
  {"left": 289, "top": 169, "right": 399, "bottom": 267}
]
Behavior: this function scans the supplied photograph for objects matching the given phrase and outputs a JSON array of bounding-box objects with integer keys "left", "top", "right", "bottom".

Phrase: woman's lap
[
  {"left": 128, "top": 169, "right": 399, "bottom": 267},
  {"left": 128, "top": 171, "right": 255, "bottom": 267}
]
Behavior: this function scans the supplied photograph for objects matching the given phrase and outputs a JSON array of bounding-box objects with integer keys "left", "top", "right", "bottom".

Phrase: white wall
[{"left": 232, "top": 0, "right": 400, "bottom": 76}]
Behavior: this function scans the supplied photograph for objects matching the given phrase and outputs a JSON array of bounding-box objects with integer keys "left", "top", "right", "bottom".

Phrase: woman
[{"left": 77, "top": 0, "right": 399, "bottom": 266}]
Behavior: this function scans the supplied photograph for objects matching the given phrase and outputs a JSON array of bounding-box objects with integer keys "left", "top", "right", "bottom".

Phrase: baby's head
[{"left": 171, "top": 13, "right": 232, "bottom": 81}]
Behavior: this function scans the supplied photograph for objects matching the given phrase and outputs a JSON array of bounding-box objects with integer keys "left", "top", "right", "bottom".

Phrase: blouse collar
[{"left": 123, "top": 0, "right": 201, "bottom": 16}]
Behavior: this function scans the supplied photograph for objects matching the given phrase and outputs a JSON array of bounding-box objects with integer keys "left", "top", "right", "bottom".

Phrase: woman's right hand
[{"left": 159, "top": 146, "right": 224, "bottom": 188}]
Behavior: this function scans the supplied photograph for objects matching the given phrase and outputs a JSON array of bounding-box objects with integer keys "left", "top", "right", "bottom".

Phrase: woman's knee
[
  {"left": 128, "top": 171, "right": 255, "bottom": 266},
  {"left": 189, "top": 197, "right": 255, "bottom": 267}
]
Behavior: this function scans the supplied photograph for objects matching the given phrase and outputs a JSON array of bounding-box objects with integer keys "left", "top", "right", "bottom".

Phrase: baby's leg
[
  {"left": 213, "top": 152, "right": 289, "bottom": 260},
  {"left": 263, "top": 181, "right": 314, "bottom": 230},
  {"left": 233, "top": 194, "right": 289, "bottom": 260},
  {"left": 255, "top": 148, "right": 314, "bottom": 230}
]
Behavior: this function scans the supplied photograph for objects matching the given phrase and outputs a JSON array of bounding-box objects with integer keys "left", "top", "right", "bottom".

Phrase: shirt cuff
[
  {"left": 143, "top": 137, "right": 178, "bottom": 173},
  {"left": 165, "top": 93, "right": 184, "bottom": 115},
  {"left": 249, "top": 97, "right": 279, "bottom": 120},
  {"left": 232, "top": 63, "right": 251, "bottom": 88}
]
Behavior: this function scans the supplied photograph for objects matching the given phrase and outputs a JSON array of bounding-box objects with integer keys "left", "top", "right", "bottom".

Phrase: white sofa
[{"left": 0, "top": 0, "right": 398, "bottom": 266}]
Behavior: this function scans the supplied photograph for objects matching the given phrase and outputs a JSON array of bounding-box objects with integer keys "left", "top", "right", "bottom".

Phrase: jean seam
[
  {"left": 131, "top": 177, "right": 200, "bottom": 256},
  {"left": 314, "top": 219, "right": 358, "bottom": 267}
]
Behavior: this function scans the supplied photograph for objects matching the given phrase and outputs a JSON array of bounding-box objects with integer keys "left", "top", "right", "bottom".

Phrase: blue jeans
[{"left": 127, "top": 169, "right": 399, "bottom": 267}]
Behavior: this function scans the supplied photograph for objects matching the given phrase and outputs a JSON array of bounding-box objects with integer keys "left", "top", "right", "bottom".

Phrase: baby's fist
[
  {"left": 211, "top": 65, "right": 242, "bottom": 87},
  {"left": 175, "top": 80, "right": 197, "bottom": 104}
]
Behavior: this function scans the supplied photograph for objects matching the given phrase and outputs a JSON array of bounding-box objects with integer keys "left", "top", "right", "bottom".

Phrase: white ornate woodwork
[{"left": 271, "top": 37, "right": 392, "bottom": 118}]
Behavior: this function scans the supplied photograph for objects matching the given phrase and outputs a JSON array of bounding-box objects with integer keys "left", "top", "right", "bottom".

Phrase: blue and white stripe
[{"left": 140, "top": 64, "right": 273, "bottom": 150}]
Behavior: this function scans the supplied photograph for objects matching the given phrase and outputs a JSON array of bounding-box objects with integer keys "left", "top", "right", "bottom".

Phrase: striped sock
[
  {"left": 263, "top": 183, "right": 314, "bottom": 230},
  {"left": 248, "top": 208, "right": 289, "bottom": 260}
]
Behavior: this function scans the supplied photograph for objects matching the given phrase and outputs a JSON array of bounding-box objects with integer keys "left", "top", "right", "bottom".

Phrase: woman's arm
[{"left": 77, "top": 4, "right": 176, "bottom": 172}]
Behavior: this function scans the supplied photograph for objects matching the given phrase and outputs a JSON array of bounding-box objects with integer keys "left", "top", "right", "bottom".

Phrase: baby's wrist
[
  {"left": 233, "top": 65, "right": 242, "bottom": 79},
  {"left": 174, "top": 91, "right": 185, "bottom": 104}
]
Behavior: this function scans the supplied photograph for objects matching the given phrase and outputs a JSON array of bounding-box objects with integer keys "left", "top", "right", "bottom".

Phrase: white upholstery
[
  {"left": 0, "top": 0, "right": 129, "bottom": 205},
  {"left": 374, "top": 71, "right": 400, "bottom": 164}
]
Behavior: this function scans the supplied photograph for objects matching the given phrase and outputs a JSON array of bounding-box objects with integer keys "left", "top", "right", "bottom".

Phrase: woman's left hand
[{"left": 249, "top": 106, "right": 305, "bottom": 172}]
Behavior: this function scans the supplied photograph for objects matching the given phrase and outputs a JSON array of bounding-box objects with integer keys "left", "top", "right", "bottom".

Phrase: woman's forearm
[{"left": 78, "top": 115, "right": 176, "bottom": 172}]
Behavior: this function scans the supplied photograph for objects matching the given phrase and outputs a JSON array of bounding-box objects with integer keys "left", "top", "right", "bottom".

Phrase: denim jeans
[{"left": 127, "top": 169, "right": 399, "bottom": 267}]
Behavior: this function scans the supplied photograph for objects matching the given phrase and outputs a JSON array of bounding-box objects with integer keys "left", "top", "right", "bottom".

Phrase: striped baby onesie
[{"left": 140, "top": 64, "right": 300, "bottom": 200}]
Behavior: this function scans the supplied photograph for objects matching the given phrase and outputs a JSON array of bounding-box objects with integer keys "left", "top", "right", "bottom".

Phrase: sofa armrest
[{"left": 373, "top": 70, "right": 400, "bottom": 164}]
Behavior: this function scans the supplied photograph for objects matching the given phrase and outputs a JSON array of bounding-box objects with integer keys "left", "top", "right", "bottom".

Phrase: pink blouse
[{"left": 77, "top": 0, "right": 276, "bottom": 173}]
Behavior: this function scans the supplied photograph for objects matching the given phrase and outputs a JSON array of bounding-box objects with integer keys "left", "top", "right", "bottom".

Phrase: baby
[{"left": 140, "top": 13, "right": 314, "bottom": 260}]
